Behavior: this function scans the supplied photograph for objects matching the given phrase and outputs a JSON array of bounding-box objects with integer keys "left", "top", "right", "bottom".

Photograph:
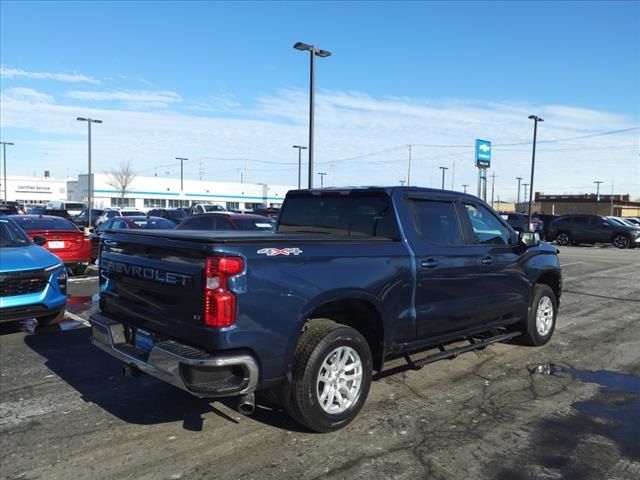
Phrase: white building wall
[
  {"left": 2, "top": 176, "right": 68, "bottom": 205},
  {"left": 72, "top": 174, "right": 294, "bottom": 211}
]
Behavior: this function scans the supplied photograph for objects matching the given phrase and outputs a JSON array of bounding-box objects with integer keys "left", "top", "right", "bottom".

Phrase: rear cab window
[{"left": 278, "top": 193, "right": 400, "bottom": 240}]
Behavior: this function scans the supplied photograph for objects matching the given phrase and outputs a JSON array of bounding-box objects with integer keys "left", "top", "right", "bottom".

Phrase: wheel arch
[{"left": 535, "top": 270, "right": 562, "bottom": 303}]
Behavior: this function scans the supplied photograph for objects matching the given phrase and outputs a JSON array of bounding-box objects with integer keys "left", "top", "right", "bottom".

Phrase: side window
[
  {"left": 573, "top": 217, "right": 588, "bottom": 225},
  {"left": 463, "top": 204, "right": 510, "bottom": 246},
  {"left": 409, "top": 200, "right": 463, "bottom": 244},
  {"left": 112, "top": 219, "right": 127, "bottom": 229}
]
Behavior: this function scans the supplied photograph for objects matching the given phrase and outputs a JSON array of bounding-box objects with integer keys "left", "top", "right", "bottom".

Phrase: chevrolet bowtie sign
[{"left": 475, "top": 139, "right": 491, "bottom": 168}]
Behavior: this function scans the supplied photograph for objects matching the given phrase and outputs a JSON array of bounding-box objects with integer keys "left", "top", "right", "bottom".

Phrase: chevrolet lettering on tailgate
[{"left": 102, "top": 259, "right": 191, "bottom": 286}]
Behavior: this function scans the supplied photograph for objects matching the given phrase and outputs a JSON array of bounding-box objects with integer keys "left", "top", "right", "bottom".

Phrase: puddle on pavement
[{"left": 529, "top": 363, "right": 640, "bottom": 459}]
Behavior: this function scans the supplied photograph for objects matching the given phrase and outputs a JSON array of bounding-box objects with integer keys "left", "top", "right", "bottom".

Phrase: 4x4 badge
[{"left": 257, "top": 248, "right": 303, "bottom": 256}]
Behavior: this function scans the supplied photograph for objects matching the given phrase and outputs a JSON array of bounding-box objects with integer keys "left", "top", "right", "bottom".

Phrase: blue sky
[{"left": 1, "top": 1, "right": 639, "bottom": 198}]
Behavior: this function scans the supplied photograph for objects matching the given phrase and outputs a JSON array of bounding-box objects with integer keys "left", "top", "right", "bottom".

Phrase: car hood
[{"left": 0, "top": 243, "right": 62, "bottom": 273}]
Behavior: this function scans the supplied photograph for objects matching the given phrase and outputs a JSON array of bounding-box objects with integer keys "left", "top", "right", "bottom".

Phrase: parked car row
[{"left": 547, "top": 214, "right": 640, "bottom": 249}]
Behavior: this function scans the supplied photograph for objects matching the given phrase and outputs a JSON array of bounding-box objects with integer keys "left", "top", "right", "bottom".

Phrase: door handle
[
  {"left": 104, "top": 240, "right": 118, "bottom": 247},
  {"left": 481, "top": 255, "right": 493, "bottom": 265},
  {"left": 421, "top": 259, "right": 439, "bottom": 269}
]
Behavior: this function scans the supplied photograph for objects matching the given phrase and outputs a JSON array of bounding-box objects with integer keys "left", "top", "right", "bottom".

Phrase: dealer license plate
[
  {"left": 48, "top": 241, "right": 65, "bottom": 249},
  {"left": 134, "top": 328, "right": 154, "bottom": 352}
]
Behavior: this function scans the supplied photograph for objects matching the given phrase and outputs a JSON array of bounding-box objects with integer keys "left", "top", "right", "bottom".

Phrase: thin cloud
[
  {"left": 64, "top": 90, "right": 182, "bottom": 109},
  {"left": 1, "top": 87, "right": 53, "bottom": 104},
  {"left": 0, "top": 65, "right": 100, "bottom": 84}
]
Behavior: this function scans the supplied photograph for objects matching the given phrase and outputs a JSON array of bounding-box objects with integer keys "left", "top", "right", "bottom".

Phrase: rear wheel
[
  {"left": 518, "top": 284, "right": 557, "bottom": 346},
  {"left": 288, "top": 320, "right": 372, "bottom": 432},
  {"left": 613, "top": 234, "right": 631, "bottom": 249},
  {"left": 555, "top": 232, "right": 571, "bottom": 246},
  {"left": 37, "top": 309, "right": 65, "bottom": 327}
]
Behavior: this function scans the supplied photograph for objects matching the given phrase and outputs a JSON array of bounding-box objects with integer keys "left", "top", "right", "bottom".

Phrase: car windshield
[
  {"left": 203, "top": 205, "right": 225, "bottom": 212},
  {"left": 121, "top": 211, "right": 144, "bottom": 216},
  {"left": 130, "top": 218, "right": 176, "bottom": 229},
  {"left": 0, "top": 218, "right": 32, "bottom": 247},
  {"left": 234, "top": 218, "right": 276, "bottom": 231},
  {"left": 10, "top": 216, "right": 78, "bottom": 232},
  {"left": 65, "top": 203, "right": 85, "bottom": 211}
]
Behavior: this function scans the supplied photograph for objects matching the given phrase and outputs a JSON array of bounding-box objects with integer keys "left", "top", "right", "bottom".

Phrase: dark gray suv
[{"left": 548, "top": 214, "right": 640, "bottom": 249}]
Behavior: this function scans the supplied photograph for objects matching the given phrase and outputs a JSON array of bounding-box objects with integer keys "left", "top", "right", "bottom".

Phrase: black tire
[
  {"left": 555, "top": 231, "right": 571, "bottom": 246},
  {"left": 72, "top": 265, "right": 88, "bottom": 276},
  {"left": 37, "top": 309, "right": 65, "bottom": 327},
  {"left": 519, "top": 284, "right": 557, "bottom": 346},
  {"left": 288, "top": 320, "right": 372, "bottom": 433},
  {"left": 612, "top": 233, "right": 631, "bottom": 249}
]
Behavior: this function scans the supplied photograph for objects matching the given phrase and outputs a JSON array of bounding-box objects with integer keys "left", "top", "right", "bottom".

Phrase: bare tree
[{"left": 105, "top": 160, "right": 136, "bottom": 199}]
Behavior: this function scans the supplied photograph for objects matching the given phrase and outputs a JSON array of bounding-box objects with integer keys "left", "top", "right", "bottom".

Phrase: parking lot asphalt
[{"left": 1, "top": 246, "right": 639, "bottom": 480}]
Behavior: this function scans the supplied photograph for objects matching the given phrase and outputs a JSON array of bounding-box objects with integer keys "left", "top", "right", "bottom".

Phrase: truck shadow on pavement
[{"left": 24, "top": 328, "right": 307, "bottom": 433}]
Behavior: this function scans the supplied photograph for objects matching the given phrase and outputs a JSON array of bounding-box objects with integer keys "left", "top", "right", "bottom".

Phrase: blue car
[{"left": 0, "top": 217, "right": 67, "bottom": 325}]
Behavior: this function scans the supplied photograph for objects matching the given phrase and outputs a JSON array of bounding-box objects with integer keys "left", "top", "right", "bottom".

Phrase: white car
[
  {"left": 46, "top": 200, "right": 86, "bottom": 216},
  {"left": 190, "top": 203, "right": 226, "bottom": 215},
  {"left": 96, "top": 208, "right": 145, "bottom": 225}
]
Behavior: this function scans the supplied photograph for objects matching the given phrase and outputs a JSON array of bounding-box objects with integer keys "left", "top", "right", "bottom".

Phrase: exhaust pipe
[
  {"left": 237, "top": 393, "right": 255, "bottom": 416},
  {"left": 122, "top": 365, "right": 143, "bottom": 377}
]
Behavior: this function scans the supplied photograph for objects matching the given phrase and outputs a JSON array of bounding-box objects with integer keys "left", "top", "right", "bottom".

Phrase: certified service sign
[{"left": 475, "top": 139, "right": 491, "bottom": 168}]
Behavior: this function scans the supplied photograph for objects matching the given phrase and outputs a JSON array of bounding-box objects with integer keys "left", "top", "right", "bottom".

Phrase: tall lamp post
[
  {"left": 594, "top": 180, "right": 603, "bottom": 214},
  {"left": 527, "top": 115, "right": 544, "bottom": 229},
  {"left": 462, "top": 184, "right": 469, "bottom": 193},
  {"left": 77, "top": 117, "right": 102, "bottom": 228},
  {"left": 292, "top": 145, "right": 307, "bottom": 189},
  {"left": 0, "top": 141, "right": 14, "bottom": 202},
  {"left": 294, "top": 41, "right": 331, "bottom": 188},
  {"left": 176, "top": 157, "right": 188, "bottom": 191},
  {"left": 439, "top": 166, "right": 448, "bottom": 190},
  {"left": 515, "top": 176, "right": 523, "bottom": 211},
  {"left": 318, "top": 172, "right": 327, "bottom": 189}
]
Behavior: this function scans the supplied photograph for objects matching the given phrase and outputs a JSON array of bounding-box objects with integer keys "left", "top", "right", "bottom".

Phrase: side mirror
[
  {"left": 33, "top": 236, "right": 47, "bottom": 246},
  {"left": 89, "top": 228, "right": 95, "bottom": 234},
  {"left": 519, "top": 231, "right": 540, "bottom": 247},
  {"left": 602, "top": 222, "right": 609, "bottom": 227}
]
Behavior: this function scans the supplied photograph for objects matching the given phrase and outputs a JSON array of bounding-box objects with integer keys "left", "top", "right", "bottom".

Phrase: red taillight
[{"left": 204, "top": 256, "right": 244, "bottom": 328}]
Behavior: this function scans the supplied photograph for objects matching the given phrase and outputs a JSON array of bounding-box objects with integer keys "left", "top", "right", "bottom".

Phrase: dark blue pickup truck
[{"left": 90, "top": 187, "right": 561, "bottom": 432}]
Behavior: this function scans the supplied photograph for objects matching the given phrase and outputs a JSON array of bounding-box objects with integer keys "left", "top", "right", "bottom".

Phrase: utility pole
[
  {"left": 610, "top": 179, "right": 615, "bottom": 216},
  {"left": 318, "top": 172, "right": 327, "bottom": 189},
  {"left": 0, "top": 141, "right": 14, "bottom": 202},
  {"left": 399, "top": 180, "right": 406, "bottom": 186},
  {"left": 462, "top": 184, "right": 469, "bottom": 193},
  {"left": 490, "top": 172, "right": 497, "bottom": 209},
  {"left": 175, "top": 157, "right": 188, "bottom": 191},
  {"left": 77, "top": 117, "right": 102, "bottom": 228},
  {"left": 439, "top": 166, "right": 448, "bottom": 190},
  {"left": 407, "top": 144, "right": 412, "bottom": 186},
  {"left": 523, "top": 183, "right": 529, "bottom": 204},
  {"left": 451, "top": 162, "right": 455, "bottom": 189},
  {"left": 516, "top": 176, "right": 523, "bottom": 211},
  {"left": 198, "top": 159, "right": 204, "bottom": 181},
  {"left": 594, "top": 180, "right": 603, "bottom": 214},
  {"left": 292, "top": 145, "right": 307, "bottom": 189}
]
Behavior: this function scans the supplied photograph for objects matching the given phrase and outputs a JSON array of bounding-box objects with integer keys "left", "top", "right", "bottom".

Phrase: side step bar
[
  {"left": 403, "top": 331, "right": 521, "bottom": 370},
  {"left": 376, "top": 330, "right": 521, "bottom": 379}
]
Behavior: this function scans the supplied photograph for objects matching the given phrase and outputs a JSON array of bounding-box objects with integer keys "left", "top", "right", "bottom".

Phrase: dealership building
[{"left": 2, "top": 173, "right": 295, "bottom": 211}]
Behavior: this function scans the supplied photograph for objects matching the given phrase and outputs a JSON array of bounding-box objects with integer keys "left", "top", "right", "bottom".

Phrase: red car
[
  {"left": 176, "top": 213, "right": 276, "bottom": 231},
  {"left": 9, "top": 215, "right": 92, "bottom": 275}
]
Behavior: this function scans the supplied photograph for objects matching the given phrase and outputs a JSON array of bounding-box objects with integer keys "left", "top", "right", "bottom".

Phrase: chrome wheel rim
[
  {"left": 557, "top": 233, "right": 569, "bottom": 245},
  {"left": 316, "top": 346, "right": 363, "bottom": 415},
  {"left": 536, "top": 296, "right": 554, "bottom": 336},
  {"left": 614, "top": 235, "right": 629, "bottom": 249}
]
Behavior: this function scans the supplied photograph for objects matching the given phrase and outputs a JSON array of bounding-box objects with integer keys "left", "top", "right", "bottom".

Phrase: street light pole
[
  {"left": 318, "top": 172, "right": 327, "bottom": 189},
  {"left": 527, "top": 115, "right": 544, "bottom": 229},
  {"left": 292, "top": 145, "right": 307, "bottom": 189},
  {"left": 439, "top": 166, "right": 448, "bottom": 190},
  {"left": 399, "top": 180, "right": 406, "bottom": 186},
  {"left": 77, "top": 117, "right": 102, "bottom": 228},
  {"left": 176, "top": 157, "right": 188, "bottom": 191},
  {"left": 490, "top": 172, "right": 497, "bottom": 209},
  {"left": 462, "top": 184, "right": 469, "bottom": 193},
  {"left": 294, "top": 42, "right": 331, "bottom": 188},
  {"left": 407, "top": 144, "right": 412, "bottom": 186},
  {"left": 516, "top": 176, "right": 523, "bottom": 210},
  {"left": 594, "top": 180, "right": 603, "bottom": 214},
  {"left": 0, "top": 141, "right": 14, "bottom": 202}
]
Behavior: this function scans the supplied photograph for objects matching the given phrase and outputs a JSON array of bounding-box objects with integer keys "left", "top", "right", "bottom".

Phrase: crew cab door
[
  {"left": 457, "top": 202, "right": 530, "bottom": 326},
  {"left": 404, "top": 196, "right": 486, "bottom": 337}
]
